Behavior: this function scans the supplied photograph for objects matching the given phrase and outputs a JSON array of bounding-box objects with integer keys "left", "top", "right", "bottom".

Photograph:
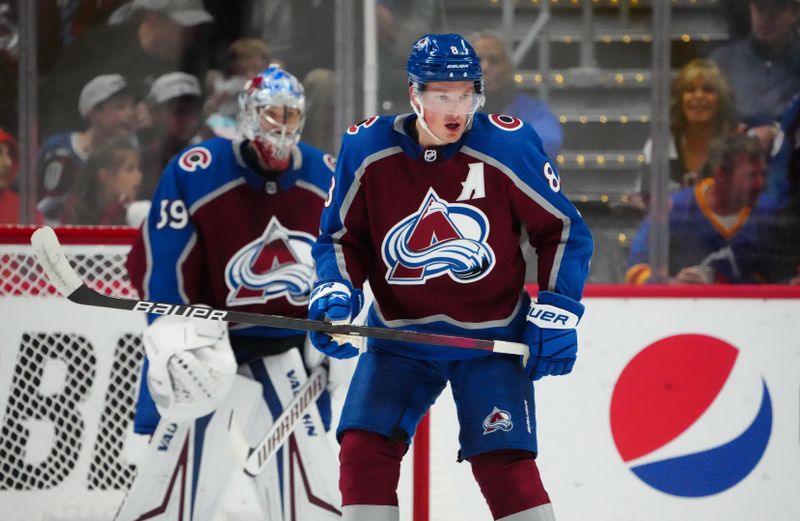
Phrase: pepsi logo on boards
[{"left": 610, "top": 334, "right": 772, "bottom": 497}]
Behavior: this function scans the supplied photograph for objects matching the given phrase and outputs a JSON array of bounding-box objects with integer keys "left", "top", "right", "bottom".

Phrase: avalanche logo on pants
[
  {"left": 483, "top": 407, "right": 513, "bottom": 435},
  {"left": 381, "top": 188, "right": 494, "bottom": 285},
  {"left": 610, "top": 334, "right": 772, "bottom": 497},
  {"left": 225, "top": 216, "right": 316, "bottom": 306}
]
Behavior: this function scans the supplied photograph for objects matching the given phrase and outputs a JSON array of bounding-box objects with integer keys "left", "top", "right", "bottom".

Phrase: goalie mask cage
[{"left": 0, "top": 226, "right": 434, "bottom": 521}]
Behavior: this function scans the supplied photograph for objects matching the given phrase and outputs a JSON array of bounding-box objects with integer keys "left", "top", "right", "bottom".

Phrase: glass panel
[{"left": 9, "top": 0, "right": 798, "bottom": 284}]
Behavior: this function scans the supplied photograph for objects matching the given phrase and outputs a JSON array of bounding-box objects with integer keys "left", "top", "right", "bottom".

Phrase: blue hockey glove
[
  {"left": 523, "top": 291, "right": 585, "bottom": 381},
  {"left": 307, "top": 280, "right": 364, "bottom": 359}
]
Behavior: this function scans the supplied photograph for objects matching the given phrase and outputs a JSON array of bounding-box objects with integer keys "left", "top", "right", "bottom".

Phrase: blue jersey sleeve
[
  {"left": 312, "top": 121, "right": 385, "bottom": 288},
  {"left": 139, "top": 158, "right": 203, "bottom": 320},
  {"left": 471, "top": 117, "right": 593, "bottom": 300}
]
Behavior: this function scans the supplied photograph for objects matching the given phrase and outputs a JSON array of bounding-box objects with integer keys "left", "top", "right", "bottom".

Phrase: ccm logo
[
  {"left": 133, "top": 301, "right": 228, "bottom": 320},
  {"left": 526, "top": 304, "right": 579, "bottom": 329}
]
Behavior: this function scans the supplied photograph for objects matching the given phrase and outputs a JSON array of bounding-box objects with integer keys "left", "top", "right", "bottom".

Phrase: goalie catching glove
[
  {"left": 523, "top": 291, "right": 585, "bottom": 381},
  {"left": 143, "top": 314, "right": 237, "bottom": 422},
  {"left": 307, "top": 280, "right": 364, "bottom": 359}
]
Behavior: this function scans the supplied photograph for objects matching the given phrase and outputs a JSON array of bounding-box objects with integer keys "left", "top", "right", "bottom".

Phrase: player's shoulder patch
[
  {"left": 346, "top": 115, "right": 379, "bottom": 135},
  {"left": 178, "top": 146, "right": 213, "bottom": 172},
  {"left": 488, "top": 114, "right": 524, "bottom": 132}
]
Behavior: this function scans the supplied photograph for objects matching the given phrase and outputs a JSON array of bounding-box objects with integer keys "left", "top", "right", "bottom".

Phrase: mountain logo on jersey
[
  {"left": 225, "top": 216, "right": 316, "bottom": 306},
  {"left": 381, "top": 188, "right": 494, "bottom": 285},
  {"left": 483, "top": 407, "right": 513, "bottom": 434},
  {"left": 610, "top": 334, "right": 772, "bottom": 497}
]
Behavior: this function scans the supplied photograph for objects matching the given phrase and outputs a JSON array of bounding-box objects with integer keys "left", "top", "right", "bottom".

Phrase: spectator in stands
[
  {"left": 761, "top": 94, "right": 800, "bottom": 282},
  {"left": 203, "top": 37, "right": 271, "bottom": 139},
  {"left": 138, "top": 71, "right": 203, "bottom": 199},
  {"left": 0, "top": 127, "right": 18, "bottom": 224},
  {"left": 720, "top": 0, "right": 752, "bottom": 40},
  {"left": 269, "top": 0, "right": 441, "bottom": 154},
  {"left": 39, "top": 0, "right": 213, "bottom": 137},
  {"left": 37, "top": 74, "right": 137, "bottom": 225},
  {"left": 765, "top": 93, "right": 800, "bottom": 201},
  {"left": 71, "top": 0, "right": 130, "bottom": 39},
  {"left": 470, "top": 30, "right": 563, "bottom": 157},
  {"left": 635, "top": 59, "right": 739, "bottom": 207},
  {"left": 709, "top": 0, "right": 800, "bottom": 127},
  {"left": 0, "top": 2, "right": 18, "bottom": 134},
  {"left": 60, "top": 136, "right": 143, "bottom": 225},
  {"left": 626, "top": 134, "right": 782, "bottom": 284},
  {"left": 375, "top": 0, "right": 444, "bottom": 112}
]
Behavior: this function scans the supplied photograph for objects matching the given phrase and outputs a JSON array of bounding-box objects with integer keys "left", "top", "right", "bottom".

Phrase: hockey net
[
  {"left": 0, "top": 226, "right": 146, "bottom": 521},
  {"left": 0, "top": 225, "right": 434, "bottom": 521}
]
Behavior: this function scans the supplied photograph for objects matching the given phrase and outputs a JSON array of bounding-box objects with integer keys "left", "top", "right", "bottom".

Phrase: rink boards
[
  {"left": 421, "top": 289, "right": 800, "bottom": 521},
  {"left": 1, "top": 288, "right": 799, "bottom": 520}
]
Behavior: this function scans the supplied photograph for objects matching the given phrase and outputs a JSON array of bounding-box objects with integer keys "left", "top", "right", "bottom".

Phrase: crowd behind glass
[{"left": 0, "top": 0, "right": 798, "bottom": 284}]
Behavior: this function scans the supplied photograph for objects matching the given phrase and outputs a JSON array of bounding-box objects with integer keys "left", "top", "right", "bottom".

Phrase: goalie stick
[
  {"left": 240, "top": 364, "right": 327, "bottom": 476},
  {"left": 31, "top": 226, "right": 527, "bottom": 356}
]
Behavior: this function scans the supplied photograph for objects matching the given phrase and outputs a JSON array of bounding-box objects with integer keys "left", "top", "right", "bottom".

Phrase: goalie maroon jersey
[
  {"left": 313, "top": 113, "right": 593, "bottom": 360},
  {"left": 127, "top": 136, "right": 336, "bottom": 340}
]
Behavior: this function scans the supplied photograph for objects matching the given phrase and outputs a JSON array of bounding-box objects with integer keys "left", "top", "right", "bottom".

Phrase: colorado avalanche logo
[
  {"left": 382, "top": 188, "right": 494, "bottom": 285},
  {"left": 483, "top": 407, "right": 513, "bottom": 435},
  {"left": 225, "top": 216, "right": 316, "bottom": 306},
  {"left": 414, "top": 36, "right": 430, "bottom": 50},
  {"left": 178, "top": 146, "right": 212, "bottom": 171},
  {"left": 489, "top": 114, "right": 523, "bottom": 131}
]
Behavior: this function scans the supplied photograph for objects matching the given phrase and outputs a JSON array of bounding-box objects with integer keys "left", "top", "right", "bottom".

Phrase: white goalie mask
[{"left": 238, "top": 65, "right": 306, "bottom": 171}]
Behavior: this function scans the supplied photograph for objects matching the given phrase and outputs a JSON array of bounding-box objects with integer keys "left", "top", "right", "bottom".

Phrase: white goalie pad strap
[
  {"left": 525, "top": 303, "right": 580, "bottom": 329},
  {"left": 144, "top": 315, "right": 237, "bottom": 423}
]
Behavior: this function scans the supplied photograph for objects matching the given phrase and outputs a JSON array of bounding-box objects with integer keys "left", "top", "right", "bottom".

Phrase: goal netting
[{"left": 0, "top": 226, "right": 146, "bottom": 521}]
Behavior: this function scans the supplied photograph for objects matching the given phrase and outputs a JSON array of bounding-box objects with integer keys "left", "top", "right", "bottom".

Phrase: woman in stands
[{"left": 635, "top": 59, "right": 739, "bottom": 206}]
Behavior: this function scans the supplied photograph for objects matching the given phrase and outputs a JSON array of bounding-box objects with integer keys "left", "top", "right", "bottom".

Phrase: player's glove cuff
[
  {"left": 525, "top": 291, "right": 584, "bottom": 329},
  {"left": 308, "top": 279, "right": 364, "bottom": 359},
  {"left": 309, "top": 279, "right": 364, "bottom": 324},
  {"left": 523, "top": 292, "right": 584, "bottom": 381}
]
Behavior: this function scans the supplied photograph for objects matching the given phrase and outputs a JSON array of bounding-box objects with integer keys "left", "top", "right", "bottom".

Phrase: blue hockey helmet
[{"left": 407, "top": 34, "right": 484, "bottom": 94}]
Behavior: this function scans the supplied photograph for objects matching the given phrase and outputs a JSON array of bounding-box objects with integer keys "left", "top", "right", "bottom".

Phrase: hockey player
[
  {"left": 308, "top": 34, "right": 594, "bottom": 521},
  {"left": 119, "top": 65, "right": 341, "bottom": 521}
]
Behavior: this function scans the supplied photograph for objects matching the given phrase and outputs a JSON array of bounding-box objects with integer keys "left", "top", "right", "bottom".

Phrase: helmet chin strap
[
  {"left": 411, "top": 95, "right": 447, "bottom": 145},
  {"left": 410, "top": 93, "right": 481, "bottom": 146}
]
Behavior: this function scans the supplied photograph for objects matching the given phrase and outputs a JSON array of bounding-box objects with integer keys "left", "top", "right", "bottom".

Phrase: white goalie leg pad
[
  {"left": 114, "top": 374, "right": 264, "bottom": 521},
  {"left": 144, "top": 315, "right": 237, "bottom": 423},
  {"left": 239, "top": 348, "right": 342, "bottom": 520}
]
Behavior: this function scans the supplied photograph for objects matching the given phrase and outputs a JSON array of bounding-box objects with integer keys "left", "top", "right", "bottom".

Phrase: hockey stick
[
  {"left": 241, "top": 364, "right": 327, "bottom": 476},
  {"left": 31, "top": 226, "right": 527, "bottom": 356}
]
